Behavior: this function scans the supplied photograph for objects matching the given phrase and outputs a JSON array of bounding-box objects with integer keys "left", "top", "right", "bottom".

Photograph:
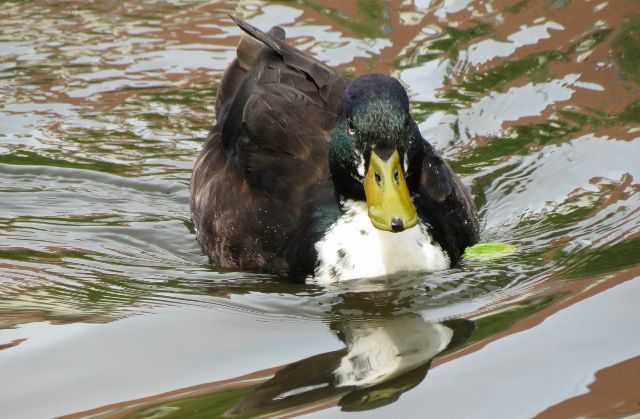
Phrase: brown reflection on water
[
  {"left": 452, "top": 0, "right": 640, "bottom": 141},
  {"left": 537, "top": 355, "right": 640, "bottom": 419},
  {"left": 525, "top": 1, "right": 640, "bottom": 119},
  {"left": 4, "top": 0, "right": 637, "bottom": 136}
]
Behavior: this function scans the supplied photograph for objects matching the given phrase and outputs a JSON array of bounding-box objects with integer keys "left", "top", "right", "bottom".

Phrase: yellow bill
[{"left": 364, "top": 149, "right": 418, "bottom": 232}]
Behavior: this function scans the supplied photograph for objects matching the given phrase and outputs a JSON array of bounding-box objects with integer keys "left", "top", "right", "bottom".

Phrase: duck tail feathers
[
  {"left": 230, "top": 16, "right": 287, "bottom": 57},
  {"left": 229, "top": 16, "right": 346, "bottom": 103}
]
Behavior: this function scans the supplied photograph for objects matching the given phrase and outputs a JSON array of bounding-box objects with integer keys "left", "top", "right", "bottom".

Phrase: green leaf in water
[{"left": 464, "top": 242, "right": 517, "bottom": 260}]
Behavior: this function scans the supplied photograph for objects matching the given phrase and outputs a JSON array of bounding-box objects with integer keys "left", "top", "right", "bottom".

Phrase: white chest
[{"left": 313, "top": 201, "right": 450, "bottom": 284}]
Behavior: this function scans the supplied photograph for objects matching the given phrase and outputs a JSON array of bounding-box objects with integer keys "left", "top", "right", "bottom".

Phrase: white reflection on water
[
  {"left": 334, "top": 317, "right": 453, "bottom": 387},
  {"left": 478, "top": 134, "right": 640, "bottom": 250},
  {"left": 458, "top": 74, "right": 580, "bottom": 139},
  {"left": 284, "top": 25, "right": 392, "bottom": 67},
  {"left": 238, "top": 4, "right": 393, "bottom": 66},
  {"left": 433, "top": 0, "right": 475, "bottom": 19},
  {"left": 400, "top": 58, "right": 450, "bottom": 102}
]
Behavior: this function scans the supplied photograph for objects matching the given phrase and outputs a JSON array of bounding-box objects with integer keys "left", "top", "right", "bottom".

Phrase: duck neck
[{"left": 329, "top": 121, "right": 366, "bottom": 203}]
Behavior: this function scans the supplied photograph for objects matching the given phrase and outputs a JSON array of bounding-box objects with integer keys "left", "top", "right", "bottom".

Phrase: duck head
[{"left": 330, "top": 74, "right": 424, "bottom": 232}]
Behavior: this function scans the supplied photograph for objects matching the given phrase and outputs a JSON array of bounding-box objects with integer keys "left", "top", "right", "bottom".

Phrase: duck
[{"left": 190, "top": 17, "right": 479, "bottom": 284}]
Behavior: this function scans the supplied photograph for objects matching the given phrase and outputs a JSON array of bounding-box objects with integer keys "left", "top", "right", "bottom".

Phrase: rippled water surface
[{"left": 1, "top": 1, "right": 640, "bottom": 417}]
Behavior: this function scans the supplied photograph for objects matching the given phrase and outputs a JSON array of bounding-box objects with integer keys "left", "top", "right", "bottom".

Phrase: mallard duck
[{"left": 190, "top": 17, "right": 479, "bottom": 283}]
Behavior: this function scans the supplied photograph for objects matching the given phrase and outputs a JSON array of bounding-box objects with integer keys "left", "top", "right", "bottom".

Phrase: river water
[{"left": 1, "top": 1, "right": 639, "bottom": 417}]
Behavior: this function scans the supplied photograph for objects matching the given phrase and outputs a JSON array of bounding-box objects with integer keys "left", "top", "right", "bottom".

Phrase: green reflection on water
[
  {"left": 451, "top": 51, "right": 568, "bottom": 102},
  {"left": 469, "top": 294, "right": 564, "bottom": 346},
  {"left": 452, "top": 120, "right": 579, "bottom": 175},
  {"left": 505, "top": 0, "right": 530, "bottom": 14},
  {"left": 0, "top": 247, "right": 95, "bottom": 262},
  {"left": 569, "top": 29, "right": 612, "bottom": 54},
  {"left": 570, "top": 236, "right": 640, "bottom": 279},
  {"left": 128, "top": 386, "right": 256, "bottom": 419},
  {"left": 276, "top": 0, "right": 386, "bottom": 38},
  {"left": 431, "top": 24, "right": 493, "bottom": 58},
  {"left": 613, "top": 14, "right": 640, "bottom": 83},
  {"left": 619, "top": 99, "right": 640, "bottom": 123},
  {"left": 0, "top": 150, "right": 128, "bottom": 174}
]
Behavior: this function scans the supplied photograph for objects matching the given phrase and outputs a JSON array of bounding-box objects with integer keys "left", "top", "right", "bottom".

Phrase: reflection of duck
[
  {"left": 190, "top": 17, "right": 479, "bottom": 283},
  {"left": 334, "top": 317, "right": 458, "bottom": 388},
  {"left": 227, "top": 315, "right": 475, "bottom": 415}
]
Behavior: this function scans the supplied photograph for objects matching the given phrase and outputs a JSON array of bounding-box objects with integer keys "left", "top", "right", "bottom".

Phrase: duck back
[{"left": 190, "top": 19, "right": 348, "bottom": 276}]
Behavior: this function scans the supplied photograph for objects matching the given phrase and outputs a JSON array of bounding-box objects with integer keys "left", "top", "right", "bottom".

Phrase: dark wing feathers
[
  {"left": 215, "top": 23, "right": 285, "bottom": 120},
  {"left": 230, "top": 16, "right": 349, "bottom": 109},
  {"left": 417, "top": 145, "right": 479, "bottom": 263},
  {"left": 241, "top": 84, "right": 332, "bottom": 203},
  {"left": 217, "top": 17, "right": 349, "bottom": 192},
  {"left": 230, "top": 16, "right": 335, "bottom": 86},
  {"left": 191, "top": 17, "right": 348, "bottom": 273}
]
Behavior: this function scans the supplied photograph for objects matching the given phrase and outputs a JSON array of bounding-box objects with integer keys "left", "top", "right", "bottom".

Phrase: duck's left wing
[{"left": 417, "top": 142, "right": 479, "bottom": 263}]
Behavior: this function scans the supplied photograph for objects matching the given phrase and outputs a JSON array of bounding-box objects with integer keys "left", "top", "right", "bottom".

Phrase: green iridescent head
[{"left": 329, "top": 74, "right": 424, "bottom": 232}]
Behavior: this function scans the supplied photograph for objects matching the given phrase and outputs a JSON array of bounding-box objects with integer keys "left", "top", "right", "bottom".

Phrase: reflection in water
[
  {"left": 57, "top": 284, "right": 476, "bottom": 418},
  {"left": 213, "top": 282, "right": 476, "bottom": 415},
  {"left": 229, "top": 315, "right": 473, "bottom": 415}
]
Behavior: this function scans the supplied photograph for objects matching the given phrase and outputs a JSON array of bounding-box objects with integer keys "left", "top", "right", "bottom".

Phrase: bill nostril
[
  {"left": 391, "top": 217, "right": 404, "bottom": 232},
  {"left": 374, "top": 172, "right": 382, "bottom": 185}
]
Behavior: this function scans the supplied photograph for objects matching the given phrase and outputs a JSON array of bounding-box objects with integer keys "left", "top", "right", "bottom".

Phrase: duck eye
[
  {"left": 393, "top": 170, "right": 399, "bottom": 183},
  {"left": 348, "top": 120, "right": 356, "bottom": 136},
  {"left": 374, "top": 172, "right": 382, "bottom": 185}
]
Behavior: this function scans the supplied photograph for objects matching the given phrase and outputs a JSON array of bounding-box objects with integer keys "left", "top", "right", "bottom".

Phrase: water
[{"left": 1, "top": 0, "right": 639, "bottom": 417}]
